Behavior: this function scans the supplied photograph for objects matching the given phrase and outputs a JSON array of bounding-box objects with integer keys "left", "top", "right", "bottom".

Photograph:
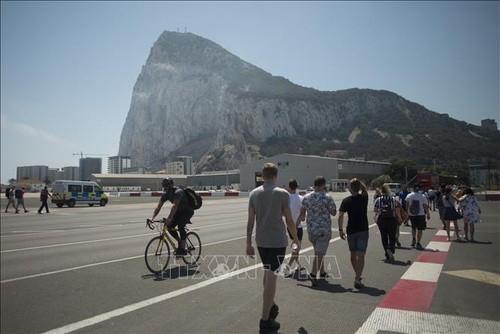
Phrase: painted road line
[
  {"left": 357, "top": 228, "right": 454, "bottom": 331},
  {"left": 0, "top": 235, "right": 248, "bottom": 284},
  {"left": 356, "top": 307, "right": 499, "bottom": 334},
  {"left": 40, "top": 225, "right": 378, "bottom": 333},
  {"left": 400, "top": 262, "right": 443, "bottom": 282},
  {"left": 379, "top": 279, "right": 437, "bottom": 311}
]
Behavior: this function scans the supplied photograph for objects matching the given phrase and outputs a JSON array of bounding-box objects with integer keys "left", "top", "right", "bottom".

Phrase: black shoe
[
  {"left": 309, "top": 274, "right": 318, "bottom": 286},
  {"left": 174, "top": 248, "right": 187, "bottom": 257},
  {"left": 396, "top": 240, "right": 401, "bottom": 248},
  {"left": 354, "top": 280, "right": 365, "bottom": 289},
  {"left": 416, "top": 243, "right": 424, "bottom": 250},
  {"left": 319, "top": 272, "right": 330, "bottom": 279},
  {"left": 269, "top": 304, "right": 279, "bottom": 320},
  {"left": 411, "top": 239, "right": 416, "bottom": 247},
  {"left": 259, "top": 319, "right": 280, "bottom": 333}
]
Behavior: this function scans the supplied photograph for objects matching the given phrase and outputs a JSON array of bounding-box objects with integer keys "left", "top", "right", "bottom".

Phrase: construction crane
[{"left": 73, "top": 151, "right": 109, "bottom": 159}]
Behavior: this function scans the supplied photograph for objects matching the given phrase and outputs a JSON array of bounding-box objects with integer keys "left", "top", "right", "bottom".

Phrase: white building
[{"left": 108, "top": 156, "right": 131, "bottom": 174}]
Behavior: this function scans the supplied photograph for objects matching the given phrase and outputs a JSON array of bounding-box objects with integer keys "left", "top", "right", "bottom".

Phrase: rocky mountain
[{"left": 118, "top": 31, "right": 500, "bottom": 172}]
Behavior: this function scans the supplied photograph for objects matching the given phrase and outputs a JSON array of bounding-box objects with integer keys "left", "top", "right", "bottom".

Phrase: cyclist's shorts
[
  {"left": 257, "top": 247, "right": 286, "bottom": 272},
  {"left": 172, "top": 210, "right": 194, "bottom": 227}
]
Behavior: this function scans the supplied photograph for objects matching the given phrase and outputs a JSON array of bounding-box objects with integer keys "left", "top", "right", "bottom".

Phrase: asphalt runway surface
[{"left": 1, "top": 193, "right": 499, "bottom": 333}]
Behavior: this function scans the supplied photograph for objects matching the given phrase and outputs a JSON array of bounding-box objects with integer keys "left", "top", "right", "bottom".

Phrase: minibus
[{"left": 51, "top": 180, "right": 108, "bottom": 207}]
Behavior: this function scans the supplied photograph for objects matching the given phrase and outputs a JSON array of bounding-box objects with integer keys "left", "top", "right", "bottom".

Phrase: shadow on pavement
[
  {"left": 141, "top": 265, "right": 200, "bottom": 281},
  {"left": 347, "top": 285, "right": 386, "bottom": 296},
  {"left": 383, "top": 259, "right": 412, "bottom": 266},
  {"left": 468, "top": 240, "right": 493, "bottom": 245}
]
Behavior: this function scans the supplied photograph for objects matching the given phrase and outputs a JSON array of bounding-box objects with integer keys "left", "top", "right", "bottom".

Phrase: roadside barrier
[{"left": 108, "top": 191, "right": 249, "bottom": 198}]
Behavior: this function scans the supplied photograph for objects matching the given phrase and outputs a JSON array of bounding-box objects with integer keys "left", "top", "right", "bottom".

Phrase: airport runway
[{"left": 1, "top": 194, "right": 499, "bottom": 333}]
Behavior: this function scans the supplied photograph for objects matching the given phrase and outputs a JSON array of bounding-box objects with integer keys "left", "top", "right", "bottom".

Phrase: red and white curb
[{"left": 356, "top": 229, "right": 499, "bottom": 333}]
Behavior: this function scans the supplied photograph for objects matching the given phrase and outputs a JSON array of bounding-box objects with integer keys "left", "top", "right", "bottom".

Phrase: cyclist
[{"left": 148, "top": 178, "right": 194, "bottom": 256}]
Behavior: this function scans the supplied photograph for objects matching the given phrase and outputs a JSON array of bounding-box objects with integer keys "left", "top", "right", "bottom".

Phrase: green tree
[
  {"left": 385, "top": 159, "right": 416, "bottom": 183},
  {"left": 371, "top": 175, "right": 392, "bottom": 189}
]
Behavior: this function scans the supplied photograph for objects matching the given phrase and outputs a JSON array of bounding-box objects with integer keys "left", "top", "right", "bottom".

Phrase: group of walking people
[
  {"left": 372, "top": 182, "right": 482, "bottom": 263},
  {"left": 246, "top": 163, "right": 483, "bottom": 333},
  {"left": 4, "top": 185, "right": 53, "bottom": 214},
  {"left": 246, "top": 163, "right": 370, "bottom": 333}
]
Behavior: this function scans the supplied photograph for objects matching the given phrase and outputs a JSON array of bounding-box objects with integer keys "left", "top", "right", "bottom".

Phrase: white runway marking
[
  {"left": 40, "top": 224, "right": 378, "bottom": 333},
  {"left": 356, "top": 307, "right": 499, "bottom": 334}
]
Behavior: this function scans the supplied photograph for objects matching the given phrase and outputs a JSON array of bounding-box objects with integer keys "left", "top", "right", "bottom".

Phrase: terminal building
[
  {"left": 90, "top": 153, "right": 389, "bottom": 192},
  {"left": 239, "top": 153, "right": 389, "bottom": 191}
]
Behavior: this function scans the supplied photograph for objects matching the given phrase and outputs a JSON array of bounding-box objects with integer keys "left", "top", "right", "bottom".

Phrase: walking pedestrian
[
  {"left": 436, "top": 184, "right": 446, "bottom": 229},
  {"left": 284, "top": 179, "right": 304, "bottom": 276},
  {"left": 296, "top": 176, "right": 337, "bottom": 286},
  {"left": 427, "top": 187, "right": 437, "bottom": 211},
  {"left": 406, "top": 184, "right": 430, "bottom": 249},
  {"left": 4, "top": 184, "right": 16, "bottom": 213},
  {"left": 38, "top": 186, "right": 52, "bottom": 214},
  {"left": 246, "top": 163, "right": 300, "bottom": 333},
  {"left": 338, "top": 178, "right": 369, "bottom": 289},
  {"left": 457, "top": 187, "right": 481, "bottom": 241},
  {"left": 442, "top": 187, "right": 462, "bottom": 241},
  {"left": 398, "top": 185, "right": 410, "bottom": 225},
  {"left": 373, "top": 184, "right": 402, "bottom": 261},
  {"left": 14, "top": 186, "right": 29, "bottom": 213}
]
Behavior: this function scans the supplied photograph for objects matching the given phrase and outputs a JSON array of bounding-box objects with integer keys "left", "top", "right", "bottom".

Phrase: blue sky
[{"left": 1, "top": 1, "right": 498, "bottom": 183}]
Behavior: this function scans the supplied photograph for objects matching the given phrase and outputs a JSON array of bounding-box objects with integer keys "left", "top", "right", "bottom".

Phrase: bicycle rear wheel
[
  {"left": 145, "top": 236, "right": 171, "bottom": 274},
  {"left": 182, "top": 231, "right": 201, "bottom": 265}
]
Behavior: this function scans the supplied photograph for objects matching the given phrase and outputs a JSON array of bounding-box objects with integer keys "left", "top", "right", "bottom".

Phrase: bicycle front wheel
[
  {"left": 145, "top": 236, "right": 171, "bottom": 274},
  {"left": 182, "top": 231, "right": 202, "bottom": 265}
]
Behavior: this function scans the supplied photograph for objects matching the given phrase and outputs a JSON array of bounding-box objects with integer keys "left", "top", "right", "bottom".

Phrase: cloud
[{"left": 1, "top": 114, "right": 76, "bottom": 147}]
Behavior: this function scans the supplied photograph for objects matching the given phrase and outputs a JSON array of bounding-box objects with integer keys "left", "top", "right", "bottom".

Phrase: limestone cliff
[{"left": 118, "top": 31, "right": 499, "bottom": 172}]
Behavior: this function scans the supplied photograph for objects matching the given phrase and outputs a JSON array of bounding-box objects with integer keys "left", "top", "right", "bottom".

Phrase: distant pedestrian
[
  {"left": 442, "top": 187, "right": 462, "bottom": 241},
  {"left": 398, "top": 185, "right": 410, "bottom": 225},
  {"left": 246, "top": 163, "right": 300, "bottom": 333},
  {"left": 406, "top": 184, "right": 430, "bottom": 249},
  {"left": 284, "top": 179, "right": 304, "bottom": 276},
  {"left": 427, "top": 187, "right": 437, "bottom": 211},
  {"left": 4, "top": 184, "right": 16, "bottom": 213},
  {"left": 338, "top": 178, "right": 369, "bottom": 289},
  {"left": 373, "top": 188, "right": 382, "bottom": 204},
  {"left": 457, "top": 188, "right": 481, "bottom": 241},
  {"left": 296, "top": 176, "right": 337, "bottom": 286},
  {"left": 436, "top": 184, "right": 446, "bottom": 229},
  {"left": 14, "top": 186, "right": 29, "bottom": 213},
  {"left": 38, "top": 186, "right": 52, "bottom": 214},
  {"left": 373, "top": 184, "right": 402, "bottom": 261}
]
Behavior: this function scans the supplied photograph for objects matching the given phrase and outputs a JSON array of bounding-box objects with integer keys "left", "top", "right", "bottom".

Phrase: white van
[{"left": 51, "top": 180, "right": 108, "bottom": 208}]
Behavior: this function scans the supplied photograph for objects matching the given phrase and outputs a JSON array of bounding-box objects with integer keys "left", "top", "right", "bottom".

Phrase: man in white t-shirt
[
  {"left": 405, "top": 183, "right": 430, "bottom": 250},
  {"left": 285, "top": 179, "right": 304, "bottom": 274}
]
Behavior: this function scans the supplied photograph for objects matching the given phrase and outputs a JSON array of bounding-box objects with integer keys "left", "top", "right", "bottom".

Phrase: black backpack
[
  {"left": 378, "top": 196, "right": 395, "bottom": 219},
  {"left": 5, "top": 187, "right": 10, "bottom": 198},
  {"left": 183, "top": 188, "right": 203, "bottom": 210}
]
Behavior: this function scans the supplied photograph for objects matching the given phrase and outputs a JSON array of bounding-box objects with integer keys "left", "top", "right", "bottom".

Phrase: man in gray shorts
[
  {"left": 296, "top": 176, "right": 337, "bottom": 286},
  {"left": 247, "top": 163, "right": 300, "bottom": 333}
]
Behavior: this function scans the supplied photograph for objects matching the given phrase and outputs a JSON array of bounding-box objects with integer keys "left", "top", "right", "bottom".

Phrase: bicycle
[{"left": 144, "top": 218, "right": 202, "bottom": 275}]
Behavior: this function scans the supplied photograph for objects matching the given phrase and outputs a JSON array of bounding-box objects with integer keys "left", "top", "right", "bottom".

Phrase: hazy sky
[{"left": 1, "top": 1, "right": 499, "bottom": 183}]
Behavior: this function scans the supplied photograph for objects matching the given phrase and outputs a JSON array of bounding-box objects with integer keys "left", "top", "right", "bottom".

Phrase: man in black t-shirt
[
  {"left": 338, "top": 178, "right": 369, "bottom": 290},
  {"left": 148, "top": 178, "right": 194, "bottom": 256}
]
